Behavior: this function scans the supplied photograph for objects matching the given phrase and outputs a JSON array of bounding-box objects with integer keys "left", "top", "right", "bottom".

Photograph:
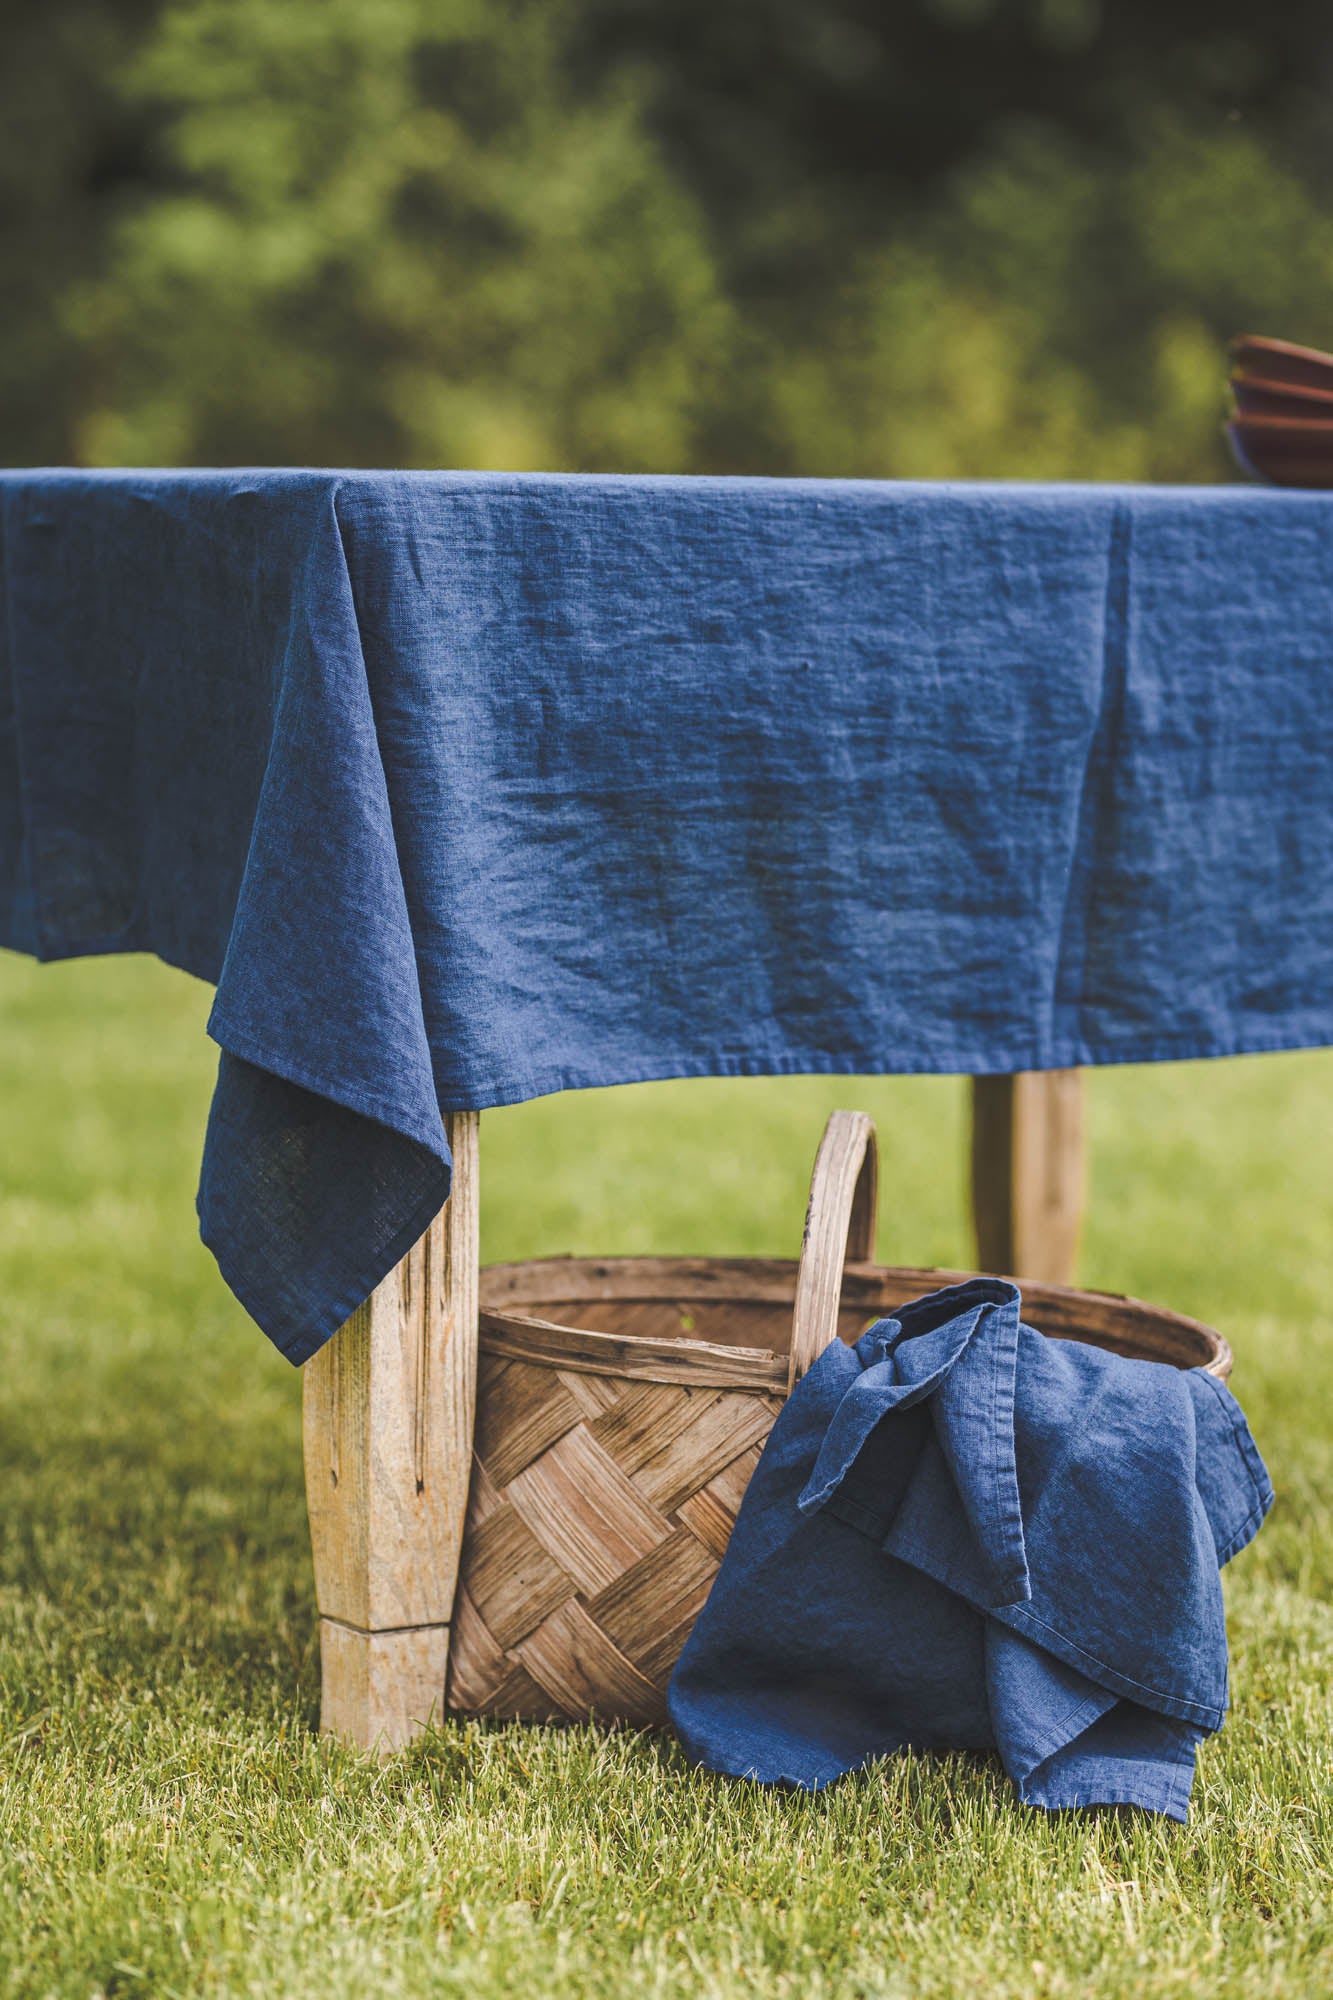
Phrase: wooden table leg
[
  {"left": 970, "top": 1071, "right": 1084, "bottom": 1286},
  {"left": 302, "top": 1111, "right": 480, "bottom": 1753}
]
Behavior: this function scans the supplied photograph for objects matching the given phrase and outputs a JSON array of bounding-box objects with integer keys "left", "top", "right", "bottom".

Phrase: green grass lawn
[{"left": 0, "top": 950, "right": 1329, "bottom": 2000}]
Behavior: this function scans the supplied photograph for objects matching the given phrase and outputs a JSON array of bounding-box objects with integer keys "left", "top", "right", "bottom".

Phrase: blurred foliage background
[{"left": 5, "top": 0, "right": 1333, "bottom": 477}]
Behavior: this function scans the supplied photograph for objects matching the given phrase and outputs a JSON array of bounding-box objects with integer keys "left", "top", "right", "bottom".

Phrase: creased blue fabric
[
  {"left": 667, "top": 1280, "right": 1272, "bottom": 1818},
  {"left": 2, "top": 470, "right": 1332, "bottom": 1361}
]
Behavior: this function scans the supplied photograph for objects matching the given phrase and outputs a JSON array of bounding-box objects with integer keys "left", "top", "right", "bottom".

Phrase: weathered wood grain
[
  {"left": 478, "top": 1309, "right": 788, "bottom": 1390},
  {"left": 316, "top": 1621, "right": 451, "bottom": 1751},
  {"left": 303, "top": 1109, "right": 480, "bottom": 1753},
  {"left": 970, "top": 1070, "right": 1085, "bottom": 1285},
  {"left": 788, "top": 1109, "right": 878, "bottom": 1388}
]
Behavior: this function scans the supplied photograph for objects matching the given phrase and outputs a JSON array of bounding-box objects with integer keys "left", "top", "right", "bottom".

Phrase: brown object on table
[
  {"left": 1230, "top": 333, "right": 1333, "bottom": 398},
  {"left": 1230, "top": 378, "right": 1333, "bottom": 421},
  {"left": 1229, "top": 415, "right": 1333, "bottom": 488},
  {"left": 443, "top": 1109, "right": 1232, "bottom": 1730},
  {"left": 1227, "top": 334, "right": 1333, "bottom": 486}
]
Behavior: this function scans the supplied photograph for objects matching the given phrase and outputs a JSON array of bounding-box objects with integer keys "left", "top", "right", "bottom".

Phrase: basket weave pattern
[
  {"left": 446, "top": 1350, "right": 781, "bottom": 1724},
  {"left": 444, "top": 1112, "right": 1231, "bottom": 1726}
]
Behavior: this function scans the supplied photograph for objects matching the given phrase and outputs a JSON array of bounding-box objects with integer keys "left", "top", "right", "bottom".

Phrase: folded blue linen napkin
[{"left": 667, "top": 1279, "right": 1272, "bottom": 1819}]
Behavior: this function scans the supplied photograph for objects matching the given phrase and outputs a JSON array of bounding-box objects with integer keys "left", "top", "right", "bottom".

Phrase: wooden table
[{"left": 304, "top": 1069, "right": 1083, "bottom": 1751}]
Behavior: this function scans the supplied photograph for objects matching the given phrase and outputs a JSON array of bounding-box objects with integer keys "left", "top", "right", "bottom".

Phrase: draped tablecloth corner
[{"left": 3, "top": 471, "right": 1331, "bottom": 1357}]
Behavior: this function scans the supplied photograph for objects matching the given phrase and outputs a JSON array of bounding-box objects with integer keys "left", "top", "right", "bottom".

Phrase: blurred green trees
[{"left": 6, "top": 0, "right": 1333, "bottom": 477}]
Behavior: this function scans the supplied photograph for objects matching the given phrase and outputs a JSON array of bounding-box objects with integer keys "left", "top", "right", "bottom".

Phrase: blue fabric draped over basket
[
  {"left": 2, "top": 471, "right": 1332, "bottom": 1359},
  {"left": 667, "top": 1279, "right": 1273, "bottom": 1819}
]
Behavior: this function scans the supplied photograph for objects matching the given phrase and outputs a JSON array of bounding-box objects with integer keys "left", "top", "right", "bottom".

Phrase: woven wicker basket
[{"left": 446, "top": 1111, "right": 1232, "bottom": 1726}]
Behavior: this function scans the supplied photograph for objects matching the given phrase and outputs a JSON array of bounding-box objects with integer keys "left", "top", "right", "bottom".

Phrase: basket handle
[{"left": 788, "top": 1110, "right": 879, "bottom": 1391}]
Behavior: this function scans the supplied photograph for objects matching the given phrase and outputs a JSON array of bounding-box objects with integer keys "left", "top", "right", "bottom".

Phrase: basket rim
[
  {"left": 479, "top": 1305, "right": 789, "bottom": 1389},
  {"left": 479, "top": 1254, "right": 1233, "bottom": 1382}
]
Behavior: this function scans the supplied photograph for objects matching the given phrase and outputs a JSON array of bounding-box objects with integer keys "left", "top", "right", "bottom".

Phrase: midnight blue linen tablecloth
[
  {"left": 2, "top": 472, "right": 1331, "bottom": 1360},
  {"left": 667, "top": 1279, "right": 1274, "bottom": 1818}
]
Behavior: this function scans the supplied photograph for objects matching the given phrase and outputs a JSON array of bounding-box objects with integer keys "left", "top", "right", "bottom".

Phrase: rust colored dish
[
  {"left": 1230, "top": 333, "right": 1333, "bottom": 396},
  {"left": 1227, "top": 419, "right": 1333, "bottom": 487},
  {"left": 1230, "top": 412, "right": 1333, "bottom": 451},
  {"left": 1231, "top": 377, "right": 1333, "bottom": 419}
]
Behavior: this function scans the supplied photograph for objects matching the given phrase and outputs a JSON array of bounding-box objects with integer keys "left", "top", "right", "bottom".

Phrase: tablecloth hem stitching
[
  {"left": 1192, "top": 1370, "right": 1277, "bottom": 1563},
  {"left": 426, "top": 1024, "right": 1333, "bottom": 1110},
  {"left": 995, "top": 1604, "right": 1224, "bottom": 1730}
]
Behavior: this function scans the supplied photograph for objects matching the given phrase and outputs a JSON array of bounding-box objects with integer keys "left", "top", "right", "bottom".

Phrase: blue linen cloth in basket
[{"left": 667, "top": 1279, "right": 1272, "bottom": 1819}]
